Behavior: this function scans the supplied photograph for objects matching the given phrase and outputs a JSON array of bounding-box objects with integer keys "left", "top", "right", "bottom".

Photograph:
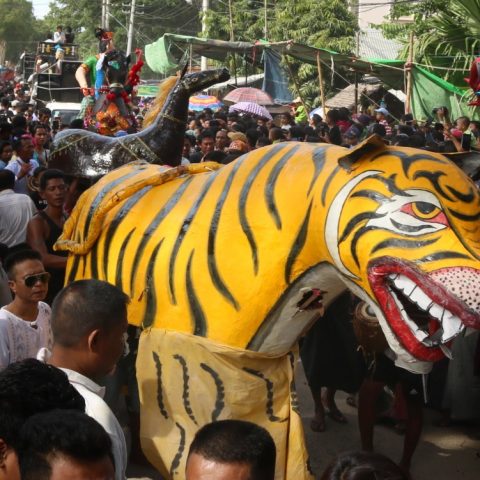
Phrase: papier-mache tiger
[{"left": 55, "top": 135, "right": 480, "bottom": 479}]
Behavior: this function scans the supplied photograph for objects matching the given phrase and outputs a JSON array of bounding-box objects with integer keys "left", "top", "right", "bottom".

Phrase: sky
[{"left": 32, "top": 0, "right": 51, "bottom": 19}]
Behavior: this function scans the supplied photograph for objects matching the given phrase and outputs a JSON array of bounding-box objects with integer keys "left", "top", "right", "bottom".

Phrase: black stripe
[
  {"left": 446, "top": 185, "right": 475, "bottom": 203},
  {"left": 186, "top": 250, "right": 207, "bottom": 336},
  {"left": 126, "top": 176, "right": 192, "bottom": 296},
  {"left": 285, "top": 201, "right": 313, "bottom": 284},
  {"left": 143, "top": 240, "right": 163, "bottom": 328},
  {"left": 243, "top": 367, "right": 287, "bottom": 422},
  {"left": 321, "top": 165, "right": 340, "bottom": 206},
  {"left": 207, "top": 162, "right": 244, "bottom": 310},
  {"left": 152, "top": 352, "right": 168, "bottom": 419},
  {"left": 66, "top": 255, "right": 81, "bottom": 284},
  {"left": 413, "top": 170, "right": 454, "bottom": 202},
  {"left": 351, "top": 225, "right": 377, "bottom": 268},
  {"left": 90, "top": 241, "right": 99, "bottom": 280},
  {"left": 200, "top": 363, "right": 225, "bottom": 422},
  {"left": 83, "top": 168, "right": 143, "bottom": 239},
  {"left": 339, "top": 212, "right": 386, "bottom": 244},
  {"left": 265, "top": 144, "right": 301, "bottom": 229},
  {"left": 371, "top": 173, "right": 411, "bottom": 197},
  {"left": 239, "top": 144, "right": 286, "bottom": 274},
  {"left": 307, "top": 146, "right": 328, "bottom": 196},
  {"left": 390, "top": 218, "right": 437, "bottom": 233},
  {"left": 169, "top": 422, "right": 186, "bottom": 478},
  {"left": 371, "top": 237, "right": 438, "bottom": 255},
  {"left": 115, "top": 228, "right": 136, "bottom": 288},
  {"left": 417, "top": 251, "right": 471, "bottom": 263},
  {"left": 288, "top": 352, "right": 300, "bottom": 415},
  {"left": 102, "top": 186, "right": 152, "bottom": 277},
  {"left": 169, "top": 173, "right": 219, "bottom": 303},
  {"left": 447, "top": 208, "right": 480, "bottom": 221},
  {"left": 173, "top": 354, "right": 197, "bottom": 425},
  {"left": 370, "top": 150, "right": 448, "bottom": 177},
  {"left": 351, "top": 189, "right": 389, "bottom": 203}
]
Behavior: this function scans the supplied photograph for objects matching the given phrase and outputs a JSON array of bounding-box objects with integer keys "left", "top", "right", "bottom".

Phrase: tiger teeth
[{"left": 387, "top": 274, "right": 464, "bottom": 347}]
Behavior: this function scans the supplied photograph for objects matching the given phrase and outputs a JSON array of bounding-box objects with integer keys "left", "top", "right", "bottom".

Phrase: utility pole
[
  {"left": 126, "top": 0, "right": 136, "bottom": 57},
  {"left": 264, "top": 0, "right": 268, "bottom": 40},
  {"left": 105, "top": 0, "right": 110, "bottom": 30},
  {"left": 201, "top": 0, "right": 209, "bottom": 70},
  {"left": 101, "top": 0, "right": 106, "bottom": 29}
]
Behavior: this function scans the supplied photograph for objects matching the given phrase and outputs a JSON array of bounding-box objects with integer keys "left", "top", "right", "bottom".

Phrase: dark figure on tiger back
[
  {"left": 49, "top": 66, "right": 230, "bottom": 178},
  {"left": 27, "top": 170, "right": 68, "bottom": 305}
]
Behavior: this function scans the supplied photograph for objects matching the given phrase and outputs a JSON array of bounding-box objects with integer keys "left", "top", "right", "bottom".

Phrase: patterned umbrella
[
  {"left": 188, "top": 94, "right": 223, "bottom": 112},
  {"left": 224, "top": 87, "right": 273, "bottom": 105},
  {"left": 229, "top": 102, "right": 273, "bottom": 120}
]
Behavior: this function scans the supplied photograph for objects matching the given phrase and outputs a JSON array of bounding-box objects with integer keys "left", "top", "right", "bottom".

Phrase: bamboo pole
[
  {"left": 316, "top": 52, "right": 326, "bottom": 114},
  {"left": 405, "top": 31, "right": 414, "bottom": 114},
  {"left": 284, "top": 55, "right": 309, "bottom": 118}
]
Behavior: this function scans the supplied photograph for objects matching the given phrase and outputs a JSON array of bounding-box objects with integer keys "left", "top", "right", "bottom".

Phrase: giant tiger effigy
[{"left": 53, "top": 73, "right": 480, "bottom": 479}]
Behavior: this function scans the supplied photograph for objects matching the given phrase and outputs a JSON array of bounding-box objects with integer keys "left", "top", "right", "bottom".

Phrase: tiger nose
[{"left": 429, "top": 267, "right": 480, "bottom": 314}]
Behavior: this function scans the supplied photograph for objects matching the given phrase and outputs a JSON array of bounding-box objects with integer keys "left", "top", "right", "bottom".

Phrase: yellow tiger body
[{"left": 56, "top": 138, "right": 480, "bottom": 478}]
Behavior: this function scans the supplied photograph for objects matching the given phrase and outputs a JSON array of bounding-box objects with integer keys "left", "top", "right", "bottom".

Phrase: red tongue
[{"left": 429, "top": 319, "right": 440, "bottom": 335}]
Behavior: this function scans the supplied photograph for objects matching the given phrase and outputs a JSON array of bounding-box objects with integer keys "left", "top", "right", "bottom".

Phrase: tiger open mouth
[{"left": 368, "top": 257, "right": 480, "bottom": 362}]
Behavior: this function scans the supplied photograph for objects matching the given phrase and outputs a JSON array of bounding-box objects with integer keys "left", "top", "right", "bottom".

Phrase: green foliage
[
  {"left": 42, "top": 0, "right": 200, "bottom": 67},
  {"left": 379, "top": 0, "right": 479, "bottom": 85},
  {"left": 205, "top": 0, "right": 358, "bottom": 106},
  {"left": 0, "top": 0, "right": 43, "bottom": 61}
]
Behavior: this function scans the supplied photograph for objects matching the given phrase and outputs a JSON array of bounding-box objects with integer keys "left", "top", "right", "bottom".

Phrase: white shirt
[
  {"left": 0, "top": 302, "right": 52, "bottom": 371},
  {"left": 60, "top": 368, "right": 127, "bottom": 480},
  {"left": 0, "top": 188, "right": 37, "bottom": 246},
  {"left": 5, "top": 158, "right": 39, "bottom": 194},
  {"left": 53, "top": 31, "right": 66, "bottom": 44}
]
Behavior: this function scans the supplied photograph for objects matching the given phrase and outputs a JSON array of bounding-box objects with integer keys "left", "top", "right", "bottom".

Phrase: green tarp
[
  {"left": 411, "top": 66, "right": 480, "bottom": 121},
  {"left": 145, "top": 33, "right": 480, "bottom": 120}
]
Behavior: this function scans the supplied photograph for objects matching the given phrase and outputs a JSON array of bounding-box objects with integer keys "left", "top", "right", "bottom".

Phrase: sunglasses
[{"left": 24, "top": 272, "right": 51, "bottom": 287}]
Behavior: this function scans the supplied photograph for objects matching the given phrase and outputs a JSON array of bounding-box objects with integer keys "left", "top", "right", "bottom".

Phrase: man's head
[
  {"left": 0, "top": 169, "right": 15, "bottom": 192},
  {"left": 199, "top": 131, "right": 215, "bottom": 155},
  {"left": 4, "top": 249, "right": 49, "bottom": 304},
  {"left": 38, "top": 108, "right": 51, "bottom": 125},
  {"left": 13, "top": 136, "right": 34, "bottom": 162},
  {"left": 51, "top": 280, "right": 129, "bottom": 377},
  {"left": 456, "top": 116, "right": 470, "bottom": 132},
  {"left": 0, "top": 359, "right": 85, "bottom": 480},
  {"left": 186, "top": 420, "right": 276, "bottom": 480},
  {"left": 18, "top": 410, "right": 114, "bottom": 480},
  {"left": 33, "top": 124, "right": 49, "bottom": 148},
  {"left": 56, "top": 25, "right": 63, "bottom": 32},
  {"left": 215, "top": 129, "right": 229, "bottom": 151},
  {"left": 39, "top": 169, "right": 66, "bottom": 208},
  {"left": 375, "top": 107, "right": 389, "bottom": 121}
]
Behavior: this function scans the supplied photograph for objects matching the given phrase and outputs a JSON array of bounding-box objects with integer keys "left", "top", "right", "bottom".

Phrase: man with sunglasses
[
  {"left": 27, "top": 169, "right": 68, "bottom": 305},
  {"left": 0, "top": 249, "right": 52, "bottom": 371}
]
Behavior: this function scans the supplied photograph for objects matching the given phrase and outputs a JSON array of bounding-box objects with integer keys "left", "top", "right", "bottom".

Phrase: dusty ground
[{"left": 128, "top": 362, "right": 480, "bottom": 479}]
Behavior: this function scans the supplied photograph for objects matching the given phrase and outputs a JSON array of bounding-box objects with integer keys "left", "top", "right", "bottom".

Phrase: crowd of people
[{"left": 0, "top": 72, "right": 479, "bottom": 479}]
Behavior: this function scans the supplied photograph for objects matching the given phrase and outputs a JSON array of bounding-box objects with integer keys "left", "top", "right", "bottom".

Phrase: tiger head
[{"left": 326, "top": 136, "right": 480, "bottom": 369}]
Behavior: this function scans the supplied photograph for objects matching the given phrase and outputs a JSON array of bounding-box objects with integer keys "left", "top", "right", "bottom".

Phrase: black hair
[
  {"left": 19, "top": 410, "right": 113, "bottom": 480},
  {"left": 203, "top": 150, "right": 226, "bottom": 163},
  {"left": 269, "top": 127, "right": 285, "bottom": 141},
  {"left": 1, "top": 97, "right": 9, "bottom": 107},
  {"left": 51, "top": 279, "right": 129, "bottom": 347},
  {"left": 391, "top": 134, "right": 411, "bottom": 147},
  {"left": 320, "top": 450, "right": 407, "bottom": 480},
  {"left": 370, "top": 123, "right": 386, "bottom": 137},
  {"left": 409, "top": 134, "right": 426, "bottom": 148},
  {"left": 4, "top": 249, "right": 42, "bottom": 279},
  {"left": 0, "top": 121, "right": 13, "bottom": 133},
  {"left": 39, "top": 169, "right": 65, "bottom": 191},
  {"left": 32, "top": 123, "right": 49, "bottom": 135},
  {"left": 11, "top": 115, "right": 27, "bottom": 129},
  {"left": 256, "top": 136, "right": 272, "bottom": 148},
  {"left": 0, "top": 359, "right": 85, "bottom": 420},
  {"left": 198, "top": 130, "right": 215, "bottom": 142},
  {"left": 288, "top": 125, "right": 305, "bottom": 140},
  {"left": 38, "top": 108, "right": 51, "bottom": 117},
  {"left": 188, "top": 420, "right": 276, "bottom": 480},
  {"left": 245, "top": 128, "right": 260, "bottom": 148},
  {"left": 0, "top": 169, "right": 15, "bottom": 190}
]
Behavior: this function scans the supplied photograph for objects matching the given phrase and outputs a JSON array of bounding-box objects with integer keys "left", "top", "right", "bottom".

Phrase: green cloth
[
  {"left": 82, "top": 55, "right": 99, "bottom": 86},
  {"left": 294, "top": 105, "right": 307, "bottom": 123},
  {"left": 411, "top": 66, "right": 480, "bottom": 121}
]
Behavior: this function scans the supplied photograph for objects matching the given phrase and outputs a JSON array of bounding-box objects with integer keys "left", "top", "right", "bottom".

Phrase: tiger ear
[
  {"left": 442, "top": 151, "right": 480, "bottom": 181},
  {"left": 338, "top": 134, "right": 387, "bottom": 172}
]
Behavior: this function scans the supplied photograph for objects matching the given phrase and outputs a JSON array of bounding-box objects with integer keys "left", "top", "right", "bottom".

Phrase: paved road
[{"left": 128, "top": 362, "right": 480, "bottom": 479}]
